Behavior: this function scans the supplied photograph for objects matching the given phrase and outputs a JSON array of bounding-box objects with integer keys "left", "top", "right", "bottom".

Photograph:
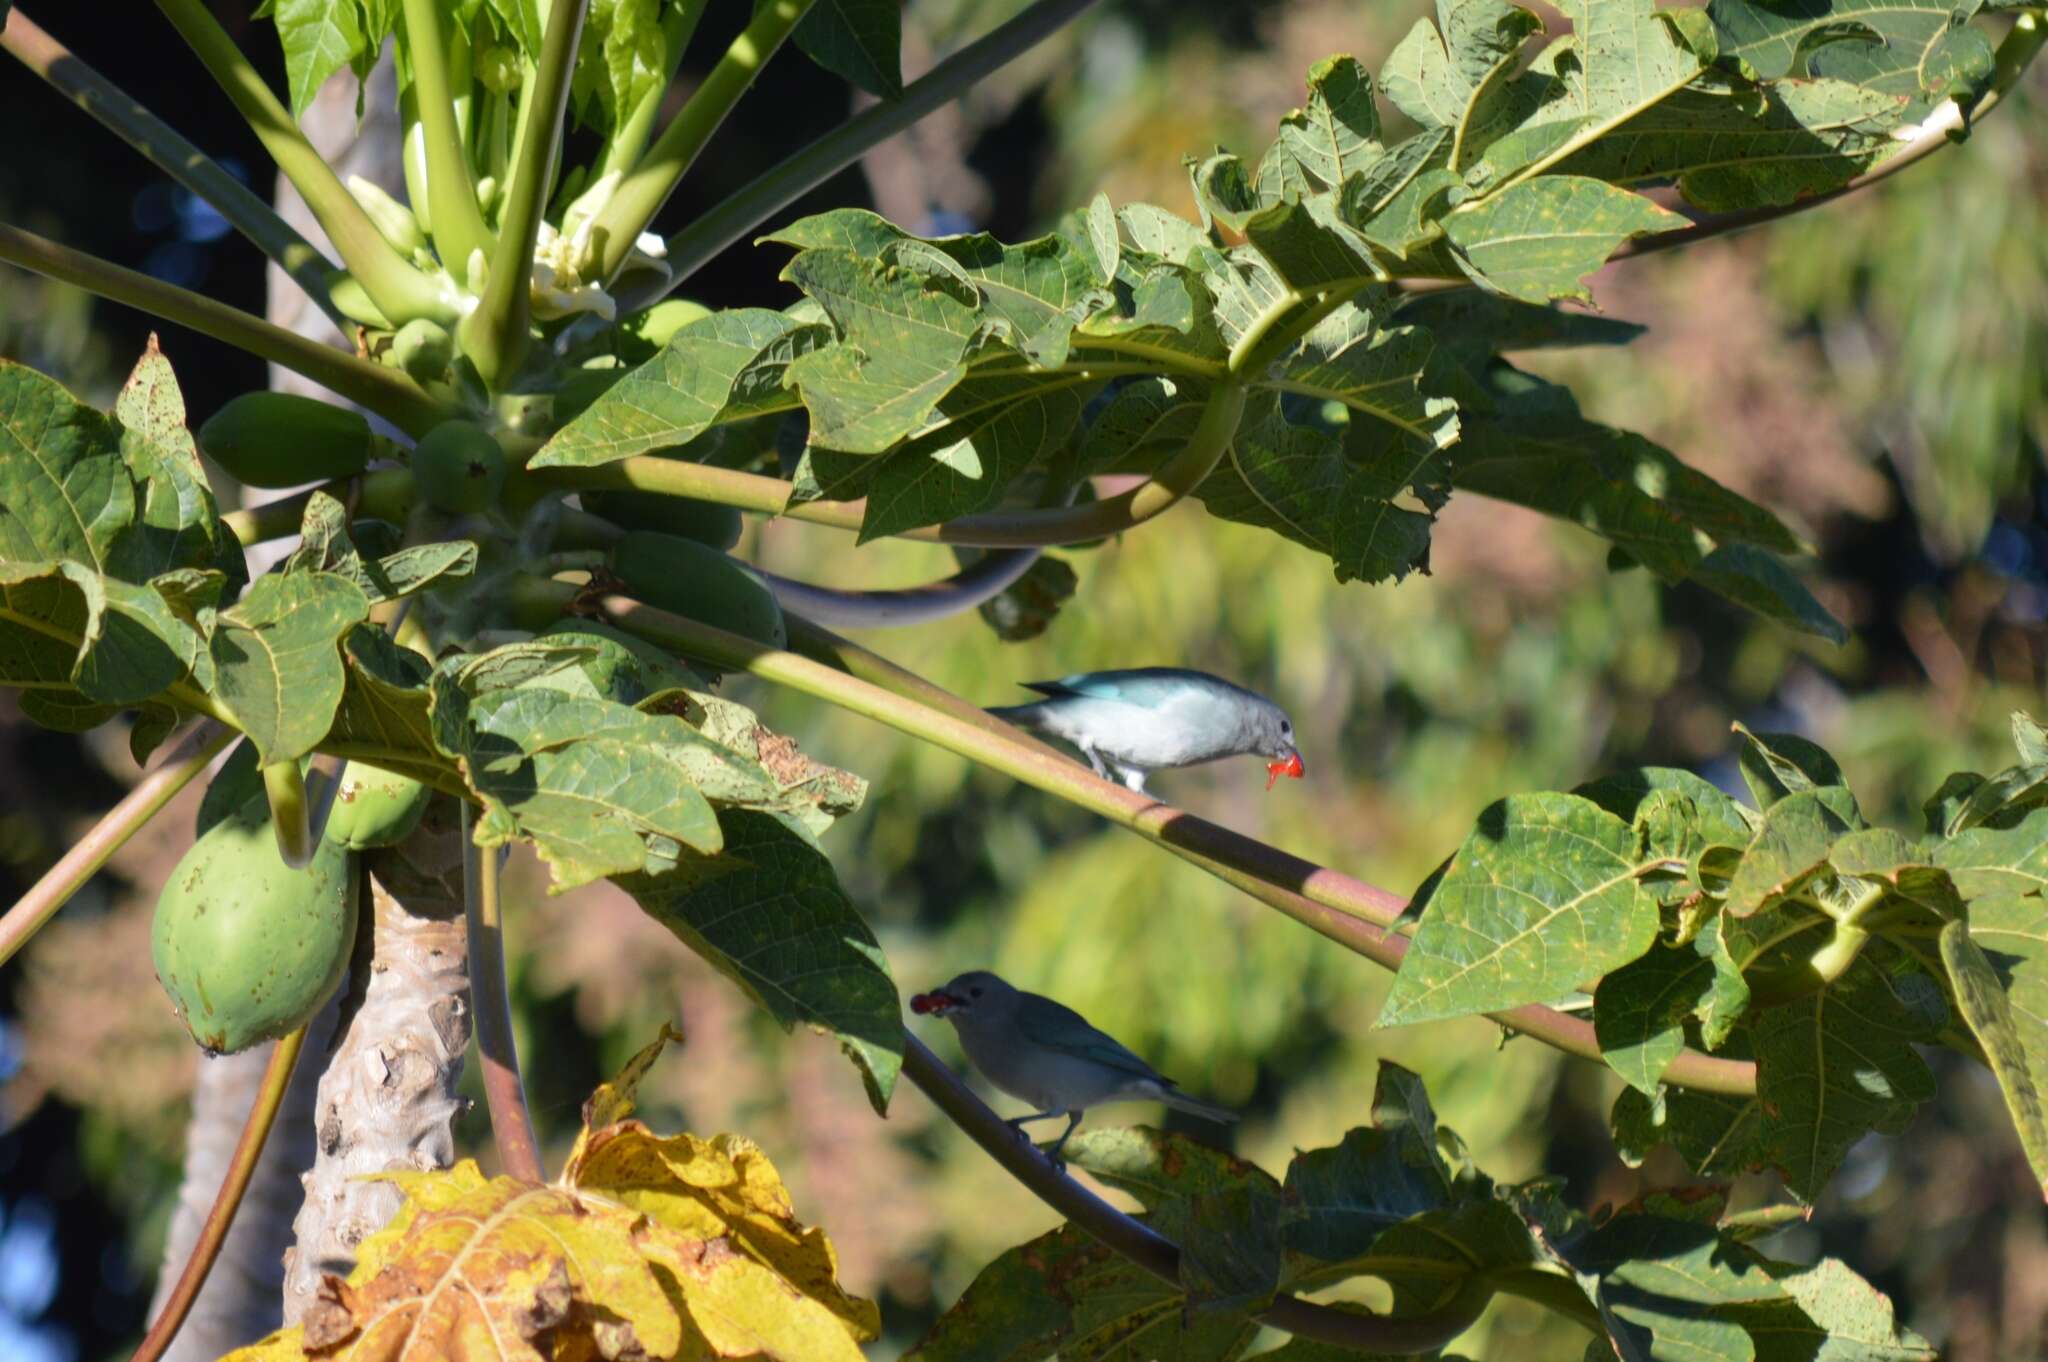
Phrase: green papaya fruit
[
  {"left": 153, "top": 796, "right": 358, "bottom": 1055},
  {"left": 608, "top": 531, "right": 787, "bottom": 652},
  {"left": 412, "top": 419, "right": 507, "bottom": 513},
  {"left": 582, "top": 489, "right": 743, "bottom": 550},
  {"left": 623, "top": 298, "right": 711, "bottom": 353},
  {"left": 390, "top": 318, "right": 454, "bottom": 384},
  {"left": 324, "top": 762, "right": 431, "bottom": 850},
  {"left": 199, "top": 393, "right": 374, "bottom": 488}
]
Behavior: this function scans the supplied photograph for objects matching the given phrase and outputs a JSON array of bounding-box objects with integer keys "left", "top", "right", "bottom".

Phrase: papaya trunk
[
  {"left": 146, "top": 58, "right": 412, "bottom": 1359},
  {"left": 281, "top": 801, "right": 472, "bottom": 1322}
]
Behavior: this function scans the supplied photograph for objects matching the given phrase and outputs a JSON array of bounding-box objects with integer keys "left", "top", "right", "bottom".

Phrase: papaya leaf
[
  {"left": 1270, "top": 303, "right": 1461, "bottom": 447},
  {"left": 789, "top": 0, "right": 901, "bottom": 97},
  {"left": 209, "top": 570, "right": 371, "bottom": 767},
  {"left": 2014, "top": 711, "right": 2048, "bottom": 767},
  {"left": 1943, "top": 901, "right": 2048, "bottom": 1195},
  {"left": 1380, "top": 792, "right": 1663, "bottom": 1026},
  {"left": 260, "top": 0, "right": 386, "bottom": 118},
  {"left": 327, "top": 628, "right": 448, "bottom": 787},
  {"left": 1723, "top": 785, "right": 1864, "bottom": 917},
  {"left": 976, "top": 552, "right": 1078, "bottom": 642},
  {"left": 1753, "top": 954, "right": 1942, "bottom": 1200},
  {"left": 1688, "top": 543, "right": 1848, "bottom": 644},
  {"left": 1612, "top": 1081, "right": 1769, "bottom": 1179},
  {"left": 573, "top": 0, "right": 672, "bottom": 131},
  {"left": 284, "top": 492, "right": 476, "bottom": 603},
  {"left": 1444, "top": 176, "right": 1691, "bottom": 304},
  {"left": 623, "top": 810, "right": 900, "bottom": 1111},
  {"left": 222, "top": 1102, "right": 875, "bottom": 1361},
  {"left": 1709, "top": 0, "right": 1989, "bottom": 107},
  {"left": 1733, "top": 723, "right": 1845, "bottom": 807},
  {"left": 1575, "top": 765, "right": 1759, "bottom": 848},
  {"left": 1718, "top": 1258, "right": 1935, "bottom": 1361},
  {"left": 1392, "top": 290, "right": 1646, "bottom": 357},
  {"left": 1271, "top": 56, "right": 1385, "bottom": 189},
  {"left": 1595, "top": 940, "right": 1726, "bottom": 1094},
  {"left": 1072, "top": 377, "right": 1212, "bottom": 478},
  {"left": 1935, "top": 806, "right": 2048, "bottom": 899},
  {"left": 530, "top": 309, "right": 823, "bottom": 468}
]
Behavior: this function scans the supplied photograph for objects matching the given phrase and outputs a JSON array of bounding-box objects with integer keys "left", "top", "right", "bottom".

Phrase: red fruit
[{"left": 1265, "top": 752, "right": 1305, "bottom": 790}]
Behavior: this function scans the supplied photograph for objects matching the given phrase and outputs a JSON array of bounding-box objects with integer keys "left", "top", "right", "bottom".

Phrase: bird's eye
[
  {"left": 970, "top": 987, "right": 984, "bottom": 999},
  {"left": 1281, "top": 720, "right": 1292, "bottom": 735}
]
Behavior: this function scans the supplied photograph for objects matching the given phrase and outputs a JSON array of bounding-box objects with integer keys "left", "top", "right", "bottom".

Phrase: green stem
[
  {"left": 0, "top": 224, "right": 455, "bottom": 437},
  {"left": 153, "top": 0, "right": 454, "bottom": 326},
  {"left": 600, "top": 1, "right": 709, "bottom": 180},
  {"left": 262, "top": 760, "right": 313, "bottom": 869},
  {"left": 646, "top": 0, "right": 1108, "bottom": 299},
  {"left": 0, "top": 722, "right": 234, "bottom": 970},
  {"left": 535, "top": 381, "right": 1246, "bottom": 547},
  {"left": 400, "top": 0, "right": 496, "bottom": 279},
  {"left": 459, "top": 0, "right": 588, "bottom": 392},
  {"left": 462, "top": 806, "right": 545, "bottom": 1183},
  {"left": 129, "top": 1024, "right": 307, "bottom": 1362},
  {"left": 1493, "top": 1269, "right": 1604, "bottom": 1336},
  {"left": 901, "top": 1038, "right": 1495, "bottom": 1352},
  {"left": 1809, "top": 884, "right": 1885, "bottom": 985},
  {"left": 591, "top": 0, "right": 818, "bottom": 282},
  {"left": 509, "top": 578, "right": 1759, "bottom": 1098},
  {"left": 2, "top": 9, "right": 349, "bottom": 332}
]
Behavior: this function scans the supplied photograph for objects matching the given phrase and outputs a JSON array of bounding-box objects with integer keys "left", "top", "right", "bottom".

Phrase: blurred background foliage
[{"left": 2, "top": 1, "right": 2046, "bottom": 1359}]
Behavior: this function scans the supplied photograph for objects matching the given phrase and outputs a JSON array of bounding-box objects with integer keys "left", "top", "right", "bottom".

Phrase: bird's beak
[
  {"left": 910, "top": 990, "right": 961, "bottom": 1016},
  {"left": 1265, "top": 749, "right": 1305, "bottom": 790}
]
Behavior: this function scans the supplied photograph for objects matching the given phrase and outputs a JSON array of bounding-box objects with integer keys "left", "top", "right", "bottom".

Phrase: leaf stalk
[
  {"left": 399, "top": 0, "right": 497, "bottom": 281},
  {"left": 0, "top": 722, "right": 234, "bottom": 970},
  {"left": 462, "top": 805, "right": 545, "bottom": 1183},
  {"left": 128, "top": 1024, "right": 308, "bottom": 1362},
  {"left": 592, "top": 0, "right": 818, "bottom": 282}
]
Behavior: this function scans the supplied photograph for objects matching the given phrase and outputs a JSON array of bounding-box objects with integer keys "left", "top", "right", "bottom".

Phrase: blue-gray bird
[
  {"left": 986, "top": 667, "right": 1304, "bottom": 794},
  {"left": 911, "top": 970, "right": 1237, "bottom": 1166}
]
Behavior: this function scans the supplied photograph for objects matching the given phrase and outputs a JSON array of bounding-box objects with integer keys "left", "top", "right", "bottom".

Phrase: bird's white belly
[
  {"left": 959, "top": 1027, "right": 1142, "bottom": 1113},
  {"left": 1040, "top": 699, "right": 1235, "bottom": 770}
]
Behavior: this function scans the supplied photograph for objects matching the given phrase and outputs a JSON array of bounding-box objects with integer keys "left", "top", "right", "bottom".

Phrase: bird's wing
[
  {"left": 1015, "top": 993, "right": 1166, "bottom": 1080},
  {"left": 1025, "top": 668, "right": 1233, "bottom": 706}
]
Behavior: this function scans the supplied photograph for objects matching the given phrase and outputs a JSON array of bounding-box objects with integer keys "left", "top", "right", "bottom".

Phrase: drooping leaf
[
  {"left": 1271, "top": 56, "right": 1386, "bottom": 189},
  {"left": 284, "top": 493, "right": 476, "bottom": 603},
  {"left": 326, "top": 627, "right": 450, "bottom": 789},
  {"left": 1595, "top": 941, "right": 1726, "bottom": 1094},
  {"left": 623, "top": 810, "right": 901, "bottom": 1111},
  {"left": 1380, "top": 791, "right": 1663, "bottom": 1026},
  {"left": 1443, "top": 176, "right": 1690, "bottom": 304},
  {"left": 531, "top": 309, "right": 824, "bottom": 468},
  {"left": 1943, "top": 902, "right": 2048, "bottom": 1195},
  {"left": 262, "top": 0, "right": 384, "bottom": 118},
  {"left": 1734, "top": 723, "right": 1846, "bottom": 807},
  {"left": 1723, "top": 785, "right": 1864, "bottom": 916},
  {"left": 1689, "top": 543, "right": 1849, "bottom": 644},
  {"left": 789, "top": 0, "right": 902, "bottom": 98},
  {"left": 1282, "top": 1062, "right": 1457, "bottom": 1261},
  {"left": 1753, "top": 954, "right": 1942, "bottom": 1200},
  {"left": 209, "top": 569, "right": 371, "bottom": 767}
]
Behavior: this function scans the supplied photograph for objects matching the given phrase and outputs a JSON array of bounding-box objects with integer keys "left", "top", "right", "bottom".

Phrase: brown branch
[
  {"left": 131, "top": 1025, "right": 309, "bottom": 1362},
  {"left": 902, "top": 1037, "right": 1494, "bottom": 1351}
]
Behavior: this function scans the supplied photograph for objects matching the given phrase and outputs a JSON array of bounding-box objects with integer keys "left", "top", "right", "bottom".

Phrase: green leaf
[
  {"left": 1612, "top": 1082, "right": 1768, "bottom": 1178},
  {"left": 0, "top": 562, "right": 209, "bottom": 712},
  {"left": 1380, "top": 792, "right": 1662, "bottom": 1026},
  {"left": 1242, "top": 193, "right": 1388, "bottom": 291},
  {"left": 574, "top": 0, "right": 668, "bottom": 131},
  {"left": 1552, "top": 79, "right": 1903, "bottom": 212},
  {"left": 1709, "top": 0, "right": 1989, "bottom": 106},
  {"left": 1595, "top": 941, "right": 1725, "bottom": 1094},
  {"left": 1381, "top": 0, "right": 1544, "bottom": 168},
  {"left": 328, "top": 627, "right": 450, "bottom": 789},
  {"left": 114, "top": 338, "right": 242, "bottom": 585},
  {"left": 1753, "top": 954, "right": 1942, "bottom": 1200},
  {"left": 209, "top": 569, "right": 370, "bottom": 766},
  {"left": 1721, "top": 1257, "right": 1936, "bottom": 1361},
  {"left": 1393, "top": 290, "right": 1646, "bottom": 357},
  {"left": 623, "top": 810, "right": 900, "bottom": 1111},
  {"left": 1072, "top": 377, "right": 1211, "bottom": 478},
  {"left": 976, "top": 552, "right": 1078, "bottom": 643},
  {"left": 1271, "top": 303, "right": 1461, "bottom": 447},
  {"left": 2014, "top": 712, "right": 2048, "bottom": 767},
  {"left": 1083, "top": 194, "right": 1121, "bottom": 285},
  {"left": 264, "top": 0, "right": 380, "bottom": 117},
  {"left": 284, "top": 493, "right": 476, "bottom": 603},
  {"left": 1724, "top": 785, "right": 1864, "bottom": 917},
  {"left": 1942, "top": 759, "right": 2048, "bottom": 836},
  {"left": 1568, "top": 1205, "right": 1782, "bottom": 1362},
  {"left": 1575, "top": 766, "right": 1758, "bottom": 850},
  {"left": 789, "top": 0, "right": 901, "bottom": 98},
  {"left": 1533, "top": 0, "right": 1714, "bottom": 121},
  {"left": 1689, "top": 544, "right": 1848, "bottom": 644},
  {"left": 1935, "top": 806, "right": 2048, "bottom": 899},
  {"left": 1272, "top": 56, "right": 1385, "bottom": 189},
  {"left": 1734, "top": 724, "right": 1845, "bottom": 807},
  {"left": 857, "top": 376, "right": 1090, "bottom": 541},
  {"left": 780, "top": 251, "right": 985, "bottom": 453},
  {"left": 1282, "top": 1062, "right": 1456, "bottom": 1260},
  {"left": 1443, "top": 176, "right": 1690, "bottom": 304},
  {"left": 531, "top": 309, "right": 824, "bottom": 468},
  {"left": 1944, "top": 901, "right": 2048, "bottom": 1195}
]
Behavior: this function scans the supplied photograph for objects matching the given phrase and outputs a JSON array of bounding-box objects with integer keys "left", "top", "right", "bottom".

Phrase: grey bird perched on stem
[
  {"left": 911, "top": 970, "right": 1237, "bottom": 1167},
  {"left": 986, "top": 666, "right": 1304, "bottom": 794}
]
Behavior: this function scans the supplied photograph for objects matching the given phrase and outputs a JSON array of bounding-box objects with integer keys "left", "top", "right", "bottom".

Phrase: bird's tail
[
  {"left": 1158, "top": 1087, "right": 1238, "bottom": 1125},
  {"left": 987, "top": 701, "right": 1048, "bottom": 730}
]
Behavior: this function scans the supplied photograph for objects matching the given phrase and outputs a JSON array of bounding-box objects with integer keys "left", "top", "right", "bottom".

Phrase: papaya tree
[{"left": 2, "top": 0, "right": 2045, "bottom": 1358}]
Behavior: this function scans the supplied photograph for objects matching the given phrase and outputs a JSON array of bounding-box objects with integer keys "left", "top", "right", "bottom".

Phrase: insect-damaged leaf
[
  {"left": 209, "top": 569, "right": 371, "bottom": 767},
  {"left": 1444, "top": 176, "right": 1690, "bottom": 304}
]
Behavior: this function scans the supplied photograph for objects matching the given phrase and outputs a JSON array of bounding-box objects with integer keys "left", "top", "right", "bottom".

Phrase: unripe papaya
[
  {"left": 324, "top": 761, "right": 431, "bottom": 850},
  {"left": 608, "top": 531, "right": 787, "bottom": 651},
  {"left": 390, "top": 318, "right": 453, "bottom": 384},
  {"left": 582, "top": 489, "right": 743, "bottom": 550},
  {"left": 153, "top": 799, "right": 358, "bottom": 1055},
  {"left": 200, "top": 393, "right": 374, "bottom": 488},
  {"left": 412, "top": 420, "right": 507, "bottom": 513}
]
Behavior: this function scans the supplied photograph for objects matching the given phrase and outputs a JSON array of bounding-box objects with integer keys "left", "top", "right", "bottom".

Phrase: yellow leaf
[{"left": 218, "top": 1031, "right": 875, "bottom": 1362}]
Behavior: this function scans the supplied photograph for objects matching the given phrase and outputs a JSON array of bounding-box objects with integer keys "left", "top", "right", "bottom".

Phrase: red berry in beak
[
  {"left": 1265, "top": 751, "right": 1305, "bottom": 790},
  {"left": 910, "top": 991, "right": 957, "bottom": 1015}
]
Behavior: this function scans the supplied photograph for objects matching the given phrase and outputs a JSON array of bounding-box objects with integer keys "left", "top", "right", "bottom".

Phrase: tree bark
[{"left": 281, "top": 801, "right": 472, "bottom": 1321}]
